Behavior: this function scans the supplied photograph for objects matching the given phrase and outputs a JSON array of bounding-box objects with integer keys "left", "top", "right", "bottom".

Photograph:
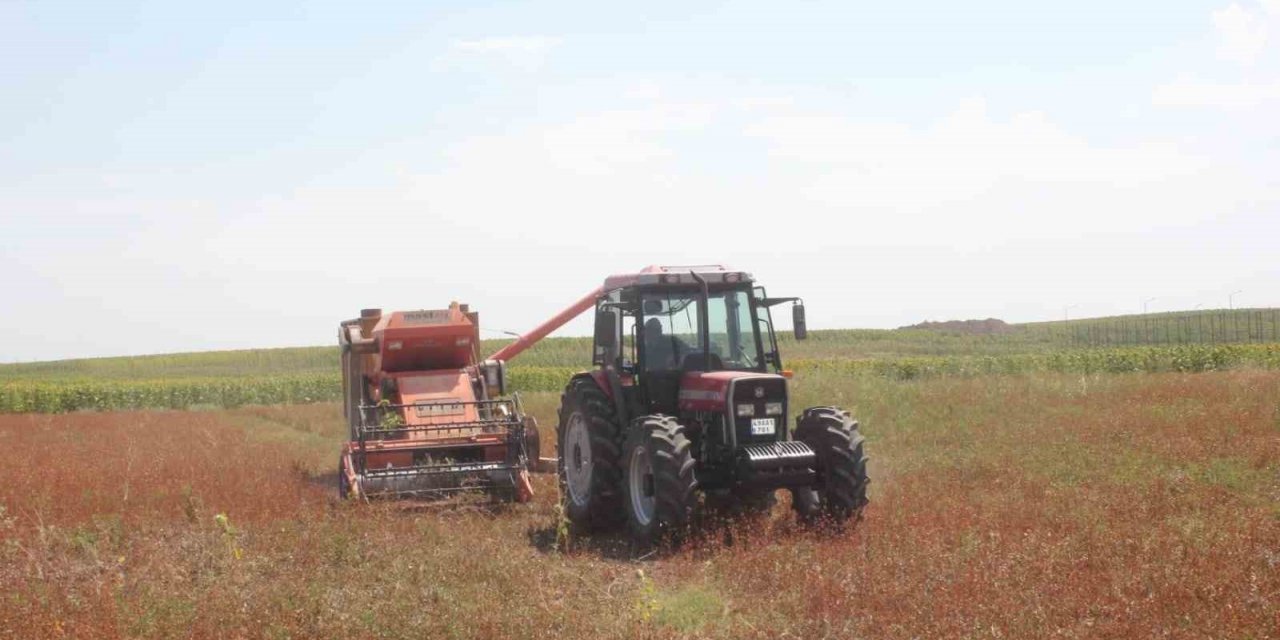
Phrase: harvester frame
[
  {"left": 344, "top": 396, "right": 531, "bottom": 499},
  {"left": 337, "top": 304, "right": 539, "bottom": 502}
]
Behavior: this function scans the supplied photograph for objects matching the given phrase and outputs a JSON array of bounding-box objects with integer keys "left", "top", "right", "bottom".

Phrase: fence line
[{"left": 1038, "top": 309, "right": 1280, "bottom": 348}]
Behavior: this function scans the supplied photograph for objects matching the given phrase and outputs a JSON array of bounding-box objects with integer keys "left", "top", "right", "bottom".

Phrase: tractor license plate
[{"left": 750, "top": 418, "right": 775, "bottom": 435}]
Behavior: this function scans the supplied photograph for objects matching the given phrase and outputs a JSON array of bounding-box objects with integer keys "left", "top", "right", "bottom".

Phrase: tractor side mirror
[
  {"left": 792, "top": 303, "right": 808, "bottom": 340},
  {"left": 595, "top": 310, "right": 618, "bottom": 350}
]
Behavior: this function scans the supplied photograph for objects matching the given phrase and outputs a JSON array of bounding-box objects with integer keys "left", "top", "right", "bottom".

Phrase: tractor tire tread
[
  {"left": 624, "top": 414, "right": 698, "bottom": 544},
  {"left": 558, "top": 377, "right": 625, "bottom": 531},
  {"left": 793, "top": 405, "right": 870, "bottom": 524}
]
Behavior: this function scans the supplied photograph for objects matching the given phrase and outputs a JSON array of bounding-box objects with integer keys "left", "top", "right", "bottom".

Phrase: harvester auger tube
[
  {"left": 487, "top": 287, "right": 603, "bottom": 362},
  {"left": 337, "top": 303, "right": 540, "bottom": 502},
  {"left": 487, "top": 286, "right": 605, "bottom": 473}
]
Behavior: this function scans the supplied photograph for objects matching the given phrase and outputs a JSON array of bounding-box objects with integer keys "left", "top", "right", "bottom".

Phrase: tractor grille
[
  {"left": 730, "top": 377, "right": 788, "bottom": 445},
  {"left": 740, "top": 441, "right": 815, "bottom": 469}
]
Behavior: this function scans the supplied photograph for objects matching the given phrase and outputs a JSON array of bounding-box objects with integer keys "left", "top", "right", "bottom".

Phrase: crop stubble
[{"left": 0, "top": 371, "right": 1277, "bottom": 638}]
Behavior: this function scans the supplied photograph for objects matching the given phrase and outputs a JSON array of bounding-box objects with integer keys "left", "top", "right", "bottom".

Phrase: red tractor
[{"left": 551, "top": 265, "right": 870, "bottom": 542}]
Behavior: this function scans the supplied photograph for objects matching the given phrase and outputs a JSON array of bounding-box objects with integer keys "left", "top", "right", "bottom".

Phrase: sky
[{"left": 2, "top": 0, "right": 1278, "bottom": 362}]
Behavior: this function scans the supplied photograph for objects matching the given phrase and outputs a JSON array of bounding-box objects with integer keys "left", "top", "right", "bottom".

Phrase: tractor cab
[{"left": 591, "top": 266, "right": 805, "bottom": 415}]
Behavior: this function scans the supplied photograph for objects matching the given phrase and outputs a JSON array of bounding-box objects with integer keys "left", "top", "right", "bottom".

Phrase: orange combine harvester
[
  {"left": 337, "top": 303, "right": 546, "bottom": 501},
  {"left": 337, "top": 291, "right": 599, "bottom": 502}
]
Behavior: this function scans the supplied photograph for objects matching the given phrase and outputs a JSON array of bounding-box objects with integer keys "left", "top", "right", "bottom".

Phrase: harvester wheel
[
  {"left": 792, "top": 406, "right": 869, "bottom": 524},
  {"left": 557, "top": 378, "right": 624, "bottom": 531},
  {"left": 523, "top": 416, "right": 541, "bottom": 464},
  {"left": 338, "top": 456, "right": 352, "bottom": 500},
  {"left": 622, "top": 415, "right": 697, "bottom": 544}
]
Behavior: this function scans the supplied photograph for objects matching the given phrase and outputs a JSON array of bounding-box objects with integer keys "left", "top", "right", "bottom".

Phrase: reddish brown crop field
[{"left": 1, "top": 371, "right": 1278, "bottom": 638}]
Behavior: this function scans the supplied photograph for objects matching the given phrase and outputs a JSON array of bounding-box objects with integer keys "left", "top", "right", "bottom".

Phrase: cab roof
[{"left": 603, "top": 264, "right": 753, "bottom": 291}]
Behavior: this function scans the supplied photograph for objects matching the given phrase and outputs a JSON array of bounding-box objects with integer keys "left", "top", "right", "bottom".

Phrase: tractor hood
[{"left": 677, "top": 370, "right": 787, "bottom": 413}]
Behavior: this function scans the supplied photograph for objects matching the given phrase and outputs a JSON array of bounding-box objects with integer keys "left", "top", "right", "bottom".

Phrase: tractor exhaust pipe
[{"left": 689, "top": 270, "right": 712, "bottom": 371}]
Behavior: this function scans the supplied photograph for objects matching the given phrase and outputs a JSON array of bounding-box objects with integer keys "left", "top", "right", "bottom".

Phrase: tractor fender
[
  {"left": 573, "top": 370, "right": 630, "bottom": 428},
  {"left": 583, "top": 370, "right": 613, "bottom": 399}
]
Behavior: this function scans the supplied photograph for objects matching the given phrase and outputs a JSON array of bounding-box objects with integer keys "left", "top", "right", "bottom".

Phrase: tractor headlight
[
  {"left": 764, "top": 402, "right": 783, "bottom": 416},
  {"left": 736, "top": 403, "right": 755, "bottom": 417}
]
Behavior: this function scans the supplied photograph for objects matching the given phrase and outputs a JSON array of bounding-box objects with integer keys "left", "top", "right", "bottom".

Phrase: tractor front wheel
[
  {"left": 623, "top": 415, "right": 698, "bottom": 545},
  {"left": 792, "top": 406, "right": 869, "bottom": 524}
]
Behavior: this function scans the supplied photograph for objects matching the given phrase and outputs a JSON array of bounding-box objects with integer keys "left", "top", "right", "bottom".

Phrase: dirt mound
[{"left": 900, "top": 318, "right": 1013, "bottom": 335}]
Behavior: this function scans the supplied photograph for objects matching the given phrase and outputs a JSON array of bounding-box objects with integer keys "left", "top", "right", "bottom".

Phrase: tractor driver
[{"left": 643, "top": 317, "right": 686, "bottom": 370}]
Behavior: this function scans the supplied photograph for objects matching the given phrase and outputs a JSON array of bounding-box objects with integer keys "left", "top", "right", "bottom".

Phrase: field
[
  {"left": 2, "top": 370, "right": 1279, "bottom": 637},
  {"left": 2, "top": 317, "right": 1279, "bottom": 638}
]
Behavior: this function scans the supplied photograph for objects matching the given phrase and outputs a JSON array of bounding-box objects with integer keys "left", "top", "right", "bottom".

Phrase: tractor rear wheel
[
  {"left": 623, "top": 415, "right": 698, "bottom": 544},
  {"left": 792, "top": 406, "right": 869, "bottom": 524},
  {"left": 557, "top": 377, "right": 624, "bottom": 531}
]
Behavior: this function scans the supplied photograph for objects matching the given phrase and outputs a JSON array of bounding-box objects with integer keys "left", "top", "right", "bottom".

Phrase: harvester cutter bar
[
  {"left": 363, "top": 483, "right": 513, "bottom": 499},
  {"left": 358, "top": 462, "right": 525, "bottom": 499},
  {"left": 362, "top": 460, "right": 520, "bottom": 479}
]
